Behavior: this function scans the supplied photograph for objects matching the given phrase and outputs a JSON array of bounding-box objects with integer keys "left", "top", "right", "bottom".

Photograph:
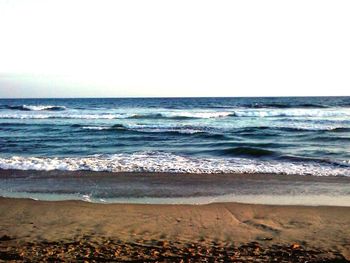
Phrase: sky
[{"left": 0, "top": 0, "right": 349, "bottom": 98}]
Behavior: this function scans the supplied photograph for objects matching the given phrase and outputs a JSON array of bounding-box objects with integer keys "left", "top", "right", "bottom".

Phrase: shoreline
[
  {"left": 3, "top": 168, "right": 350, "bottom": 180},
  {"left": 1, "top": 197, "right": 350, "bottom": 261},
  {"left": 1, "top": 169, "right": 350, "bottom": 206},
  {"left": 2, "top": 193, "right": 350, "bottom": 207}
]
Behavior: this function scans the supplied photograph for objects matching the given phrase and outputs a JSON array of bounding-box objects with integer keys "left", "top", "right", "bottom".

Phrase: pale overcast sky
[{"left": 0, "top": 0, "right": 349, "bottom": 98}]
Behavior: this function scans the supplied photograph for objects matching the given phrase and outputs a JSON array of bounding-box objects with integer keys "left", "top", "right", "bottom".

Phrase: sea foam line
[
  {"left": 0, "top": 152, "right": 349, "bottom": 177},
  {"left": 1, "top": 107, "right": 350, "bottom": 119}
]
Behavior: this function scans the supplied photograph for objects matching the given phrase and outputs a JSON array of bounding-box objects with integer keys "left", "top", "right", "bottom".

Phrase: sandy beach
[
  {"left": 1, "top": 0, "right": 350, "bottom": 259},
  {"left": 1, "top": 197, "right": 349, "bottom": 262}
]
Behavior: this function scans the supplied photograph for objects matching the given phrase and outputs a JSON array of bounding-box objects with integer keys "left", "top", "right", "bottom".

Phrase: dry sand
[{"left": 0, "top": 197, "right": 349, "bottom": 261}]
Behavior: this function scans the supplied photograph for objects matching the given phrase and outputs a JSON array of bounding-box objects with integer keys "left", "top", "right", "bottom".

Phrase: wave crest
[
  {"left": 0, "top": 152, "right": 348, "bottom": 176},
  {"left": 231, "top": 108, "right": 350, "bottom": 118},
  {"left": 1, "top": 108, "right": 350, "bottom": 120},
  {"left": 3, "top": 105, "right": 66, "bottom": 111}
]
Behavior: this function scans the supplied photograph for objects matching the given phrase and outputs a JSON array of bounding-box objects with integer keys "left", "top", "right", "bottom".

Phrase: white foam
[
  {"left": 82, "top": 194, "right": 92, "bottom": 202},
  {"left": 132, "top": 127, "right": 203, "bottom": 134},
  {"left": 0, "top": 152, "right": 349, "bottom": 177},
  {"left": 165, "top": 111, "right": 233, "bottom": 119},
  {"left": 81, "top": 126, "right": 111, "bottom": 130},
  {"left": 232, "top": 108, "right": 350, "bottom": 118},
  {"left": 1, "top": 107, "right": 350, "bottom": 120},
  {"left": 270, "top": 123, "right": 350, "bottom": 131},
  {"left": 22, "top": 105, "right": 66, "bottom": 111},
  {"left": 0, "top": 113, "right": 121, "bottom": 119}
]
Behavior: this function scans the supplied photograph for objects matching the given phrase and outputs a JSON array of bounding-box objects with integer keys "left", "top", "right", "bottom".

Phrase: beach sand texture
[{"left": 0, "top": 197, "right": 349, "bottom": 262}]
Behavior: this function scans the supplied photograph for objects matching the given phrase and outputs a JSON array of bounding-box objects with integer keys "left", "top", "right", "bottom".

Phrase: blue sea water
[{"left": 0, "top": 97, "right": 350, "bottom": 176}]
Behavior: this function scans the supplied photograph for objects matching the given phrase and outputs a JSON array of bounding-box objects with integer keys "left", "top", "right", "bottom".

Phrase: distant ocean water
[{"left": 0, "top": 97, "right": 350, "bottom": 177}]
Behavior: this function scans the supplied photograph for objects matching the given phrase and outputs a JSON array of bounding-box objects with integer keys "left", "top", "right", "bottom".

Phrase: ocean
[{"left": 0, "top": 97, "right": 349, "bottom": 203}]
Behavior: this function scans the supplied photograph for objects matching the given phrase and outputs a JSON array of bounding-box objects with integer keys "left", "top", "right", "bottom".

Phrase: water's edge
[{"left": 1, "top": 169, "right": 349, "bottom": 206}]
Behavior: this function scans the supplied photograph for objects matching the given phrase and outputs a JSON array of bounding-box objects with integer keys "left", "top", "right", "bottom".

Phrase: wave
[
  {"left": 297, "top": 103, "right": 330, "bottom": 108},
  {"left": 74, "top": 124, "right": 298, "bottom": 138},
  {"left": 1, "top": 107, "right": 350, "bottom": 120},
  {"left": 279, "top": 126, "right": 350, "bottom": 132},
  {"left": 0, "top": 114, "right": 119, "bottom": 120},
  {"left": 139, "top": 129, "right": 204, "bottom": 135},
  {"left": 78, "top": 124, "right": 127, "bottom": 131},
  {"left": 230, "top": 108, "right": 350, "bottom": 118},
  {"left": 172, "top": 112, "right": 233, "bottom": 119},
  {"left": 1, "top": 120, "right": 349, "bottom": 136},
  {"left": 2, "top": 121, "right": 348, "bottom": 135},
  {"left": 329, "top": 127, "right": 350, "bottom": 132},
  {"left": 235, "top": 125, "right": 350, "bottom": 133},
  {"left": 80, "top": 126, "right": 115, "bottom": 131},
  {"left": 2, "top": 105, "right": 66, "bottom": 111},
  {"left": 279, "top": 155, "right": 350, "bottom": 168},
  {"left": 75, "top": 124, "right": 207, "bottom": 135},
  {"left": 219, "top": 147, "right": 276, "bottom": 157},
  {"left": 128, "top": 113, "right": 197, "bottom": 120},
  {"left": 0, "top": 122, "right": 29, "bottom": 127},
  {"left": 0, "top": 152, "right": 348, "bottom": 176},
  {"left": 208, "top": 102, "right": 333, "bottom": 109},
  {"left": 129, "top": 113, "right": 165, "bottom": 119},
  {"left": 249, "top": 103, "right": 330, "bottom": 109},
  {"left": 128, "top": 111, "right": 233, "bottom": 119}
]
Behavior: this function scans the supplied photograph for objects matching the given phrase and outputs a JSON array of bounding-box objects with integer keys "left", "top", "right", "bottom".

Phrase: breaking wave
[
  {"left": 49, "top": 123, "right": 350, "bottom": 135},
  {"left": 2, "top": 105, "right": 66, "bottom": 111},
  {"left": 77, "top": 124, "right": 128, "bottom": 131},
  {"left": 231, "top": 108, "right": 350, "bottom": 118},
  {"left": 1, "top": 108, "right": 350, "bottom": 120},
  {"left": 0, "top": 152, "right": 349, "bottom": 176},
  {"left": 0, "top": 114, "right": 119, "bottom": 119},
  {"left": 129, "top": 111, "right": 233, "bottom": 119}
]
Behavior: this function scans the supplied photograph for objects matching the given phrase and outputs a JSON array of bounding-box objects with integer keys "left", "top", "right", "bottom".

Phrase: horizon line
[{"left": 0, "top": 95, "right": 349, "bottom": 100}]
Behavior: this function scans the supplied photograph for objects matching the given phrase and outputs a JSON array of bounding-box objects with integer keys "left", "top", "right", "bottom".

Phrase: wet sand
[
  {"left": 0, "top": 197, "right": 349, "bottom": 262},
  {"left": 1, "top": 170, "right": 350, "bottom": 205}
]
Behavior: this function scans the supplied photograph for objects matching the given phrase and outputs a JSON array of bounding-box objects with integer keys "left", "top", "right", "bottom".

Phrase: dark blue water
[{"left": 0, "top": 97, "right": 349, "bottom": 176}]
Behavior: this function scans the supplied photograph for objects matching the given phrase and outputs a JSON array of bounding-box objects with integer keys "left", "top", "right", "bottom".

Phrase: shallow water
[{"left": 0, "top": 170, "right": 349, "bottom": 205}]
